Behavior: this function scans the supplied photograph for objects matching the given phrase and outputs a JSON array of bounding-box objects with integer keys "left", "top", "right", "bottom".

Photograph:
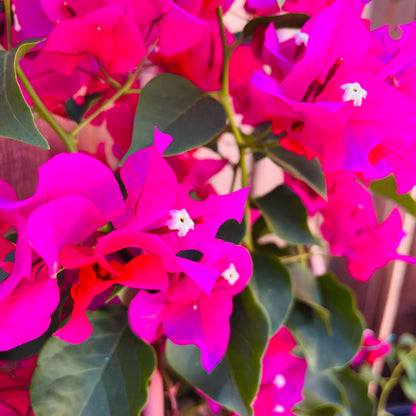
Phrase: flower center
[
  {"left": 295, "top": 32, "right": 309, "bottom": 47},
  {"left": 166, "top": 209, "right": 195, "bottom": 237},
  {"left": 340, "top": 82, "right": 367, "bottom": 106},
  {"left": 273, "top": 374, "right": 286, "bottom": 388},
  {"left": 273, "top": 405, "right": 285, "bottom": 413},
  {"left": 221, "top": 263, "right": 239, "bottom": 285}
]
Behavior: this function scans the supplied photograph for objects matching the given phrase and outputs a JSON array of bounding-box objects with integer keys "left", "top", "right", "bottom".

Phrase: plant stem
[
  {"left": 376, "top": 360, "right": 404, "bottom": 415},
  {"left": 16, "top": 66, "right": 76, "bottom": 152},
  {"left": 217, "top": 6, "right": 253, "bottom": 251},
  {"left": 4, "top": 0, "right": 12, "bottom": 50},
  {"left": 70, "top": 65, "right": 141, "bottom": 137}
]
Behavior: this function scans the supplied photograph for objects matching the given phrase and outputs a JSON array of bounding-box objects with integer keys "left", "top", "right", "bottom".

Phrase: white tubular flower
[
  {"left": 340, "top": 82, "right": 367, "bottom": 106},
  {"left": 221, "top": 263, "right": 239, "bottom": 285},
  {"left": 166, "top": 209, "right": 195, "bottom": 237},
  {"left": 295, "top": 32, "right": 309, "bottom": 47}
]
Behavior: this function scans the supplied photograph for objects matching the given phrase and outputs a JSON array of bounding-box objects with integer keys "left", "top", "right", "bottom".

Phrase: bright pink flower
[
  {"left": 0, "top": 153, "right": 124, "bottom": 298},
  {"left": 43, "top": 4, "right": 147, "bottom": 74},
  {"left": 151, "top": 23, "right": 233, "bottom": 91},
  {"left": 230, "top": 44, "right": 269, "bottom": 126},
  {"left": 128, "top": 239, "right": 252, "bottom": 372},
  {"left": 0, "top": 356, "right": 37, "bottom": 416},
  {"left": 319, "top": 172, "right": 377, "bottom": 256},
  {"left": 0, "top": 263, "right": 59, "bottom": 351},
  {"left": 166, "top": 152, "right": 226, "bottom": 200},
  {"left": 251, "top": 0, "right": 416, "bottom": 178},
  {"left": 132, "top": 0, "right": 208, "bottom": 56},
  {"left": 55, "top": 246, "right": 168, "bottom": 343},
  {"left": 343, "top": 208, "right": 416, "bottom": 281},
  {"left": 245, "top": 0, "right": 369, "bottom": 16},
  {"left": 233, "top": 327, "right": 306, "bottom": 416},
  {"left": 129, "top": 276, "right": 233, "bottom": 372},
  {"left": 351, "top": 329, "right": 392, "bottom": 366},
  {"left": 114, "top": 129, "right": 178, "bottom": 230}
]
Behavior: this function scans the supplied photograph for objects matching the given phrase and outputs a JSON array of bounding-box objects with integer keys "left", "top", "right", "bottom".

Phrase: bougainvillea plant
[{"left": 1, "top": 0, "right": 416, "bottom": 414}]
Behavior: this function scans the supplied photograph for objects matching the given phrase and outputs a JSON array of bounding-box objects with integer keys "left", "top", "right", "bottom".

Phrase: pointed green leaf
[
  {"left": 370, "top": 175, "right": 416, "bottom": 216},
  {"left": 123, "top": 74, "right": 226, "bottom": 162},
  {"left": 287, "top": 273, "right": 363, "bottom": 370},
  {"left": 266, "top": 145, "right": 327, "bottom": 198},
  {"left": 30, "top": 306, "right": 156, "bottom": 416},
  {"left": 166, "top": 287, "right": 269, "bottom": 416},
  {"left": 0, "top": 40, "right": 49, "bottom": 149},
  {"left": 255, "top": 184, "right": 317, "bottom": 245},
  {"left": 249, "top": 253, "right": 293, "bottom": 335},
  {"left": 243, "top": 13, "right": 309, "bottom": 39}
]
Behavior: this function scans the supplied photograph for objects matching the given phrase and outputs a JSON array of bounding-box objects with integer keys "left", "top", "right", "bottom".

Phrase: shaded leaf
[
  {"left": 123, "top": 74, "right": 226, "bottom": 161},
  {"left": 255, "top": 185, "right": 316, "bottom": 245},
  {"left": 370, "top": 175, "right": 416, "bottom": 216},
  {"left": 249, "top": 253, "right": 293, "bottom": 335},
  {"left": 298, "top": 370, "right": 346, "bottom": 414},
  {"left": 166, "top": 287, "right": 269, "bottom": 416},
  {"left": 243, "top": 13, "right": 309, "bottom": 38},
  {"left": 216, "top": 219, "right": 246, "bottom": 245},
  {"left": 266, "top": 145, "right": 327, "bottom": 199},
  {"left": 0, "top": 40, "right": 49, "bottom": 149},
  {"left": 287, "top": 273, "right": 363, "bottom": 370},
  {"left": 334, "top": 368, "right": 374, "bottom": 416},
  {"left": 288, "top": 263, "right": 330, "bottom": 329},
  {"left": 30, "top": 305, "right": 155, "bottom": 416},
  {"left": 66, "top": 92, "right": 102, "bottom": 123},
  {"left": 176, "top": 249, "right": 204, "bottom": 262}
]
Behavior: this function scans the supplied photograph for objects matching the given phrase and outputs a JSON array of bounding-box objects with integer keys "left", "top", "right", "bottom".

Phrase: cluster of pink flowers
[
  {"left": 0, "top": 128, "right": 251, "bottom": 373},
  {"left": 232, "top": 0, "right": 416, "bottom": 281}
]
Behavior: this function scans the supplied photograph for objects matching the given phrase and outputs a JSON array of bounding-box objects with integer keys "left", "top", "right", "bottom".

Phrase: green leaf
[
  {"left": 249, "top": 253, "right": 293, "bottom": 335},
  {"left": 334, "top": 368, "right": 374, "bottom": 416},
  {"left": 0, "top": 40, "right": 49, "bottom": 149},
  {"left": 30, "top": 305, "right": 156, "bottom": 416},
  {"left": 66, "top": 92, "right": 102, "bottom": 123},
  {"left": 255, "top": 185, "right": 317, "bottom": 245},
  {"left": 176, "top": 249, "right": 204, "bottom": 262},
  {"left": 216, "top": 219, "right": 246, "bottom": 245},
  {"left": 123, "top": 74, "right": 226, "bottom": 162},
  {"left": 299, "top": 370, "right": 346, "bottom": 414},
  {"left": 266, "top": 145, "right": 327, "bottom": 199},
  {"left": 370, "top": 175, "right": 416, "bottom": 216},
  {"left": 243, "top": 13, "right": 310, "bottom": 39},
  {"left": 288, "top": 263, "right": 330, "bottom": 330},
  {"left": 166, "top": 287, "right": 269, "bottom": 416},
  {"left": 287, "top": 273, "right": 363, "bottom": 370}
]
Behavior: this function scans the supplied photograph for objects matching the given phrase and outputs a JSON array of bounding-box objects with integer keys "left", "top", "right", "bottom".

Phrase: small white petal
[
  {"left": 295, "top": 32, "right": 309, "bottom": 47},
  {"left": 166, "top": 209, "right": 195, "bottom": 237},
  {"left": 273, "top": 374, "right": 286, "bottom": 388},
  {"left": 221, "top": 263, "right": 239, "bottom": 285},
  {"left": 273, "top": 405, "right": 285, "bottom": 413},
  {"left": 340, "top": 82, "right": 367, "bottom": 107}
]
